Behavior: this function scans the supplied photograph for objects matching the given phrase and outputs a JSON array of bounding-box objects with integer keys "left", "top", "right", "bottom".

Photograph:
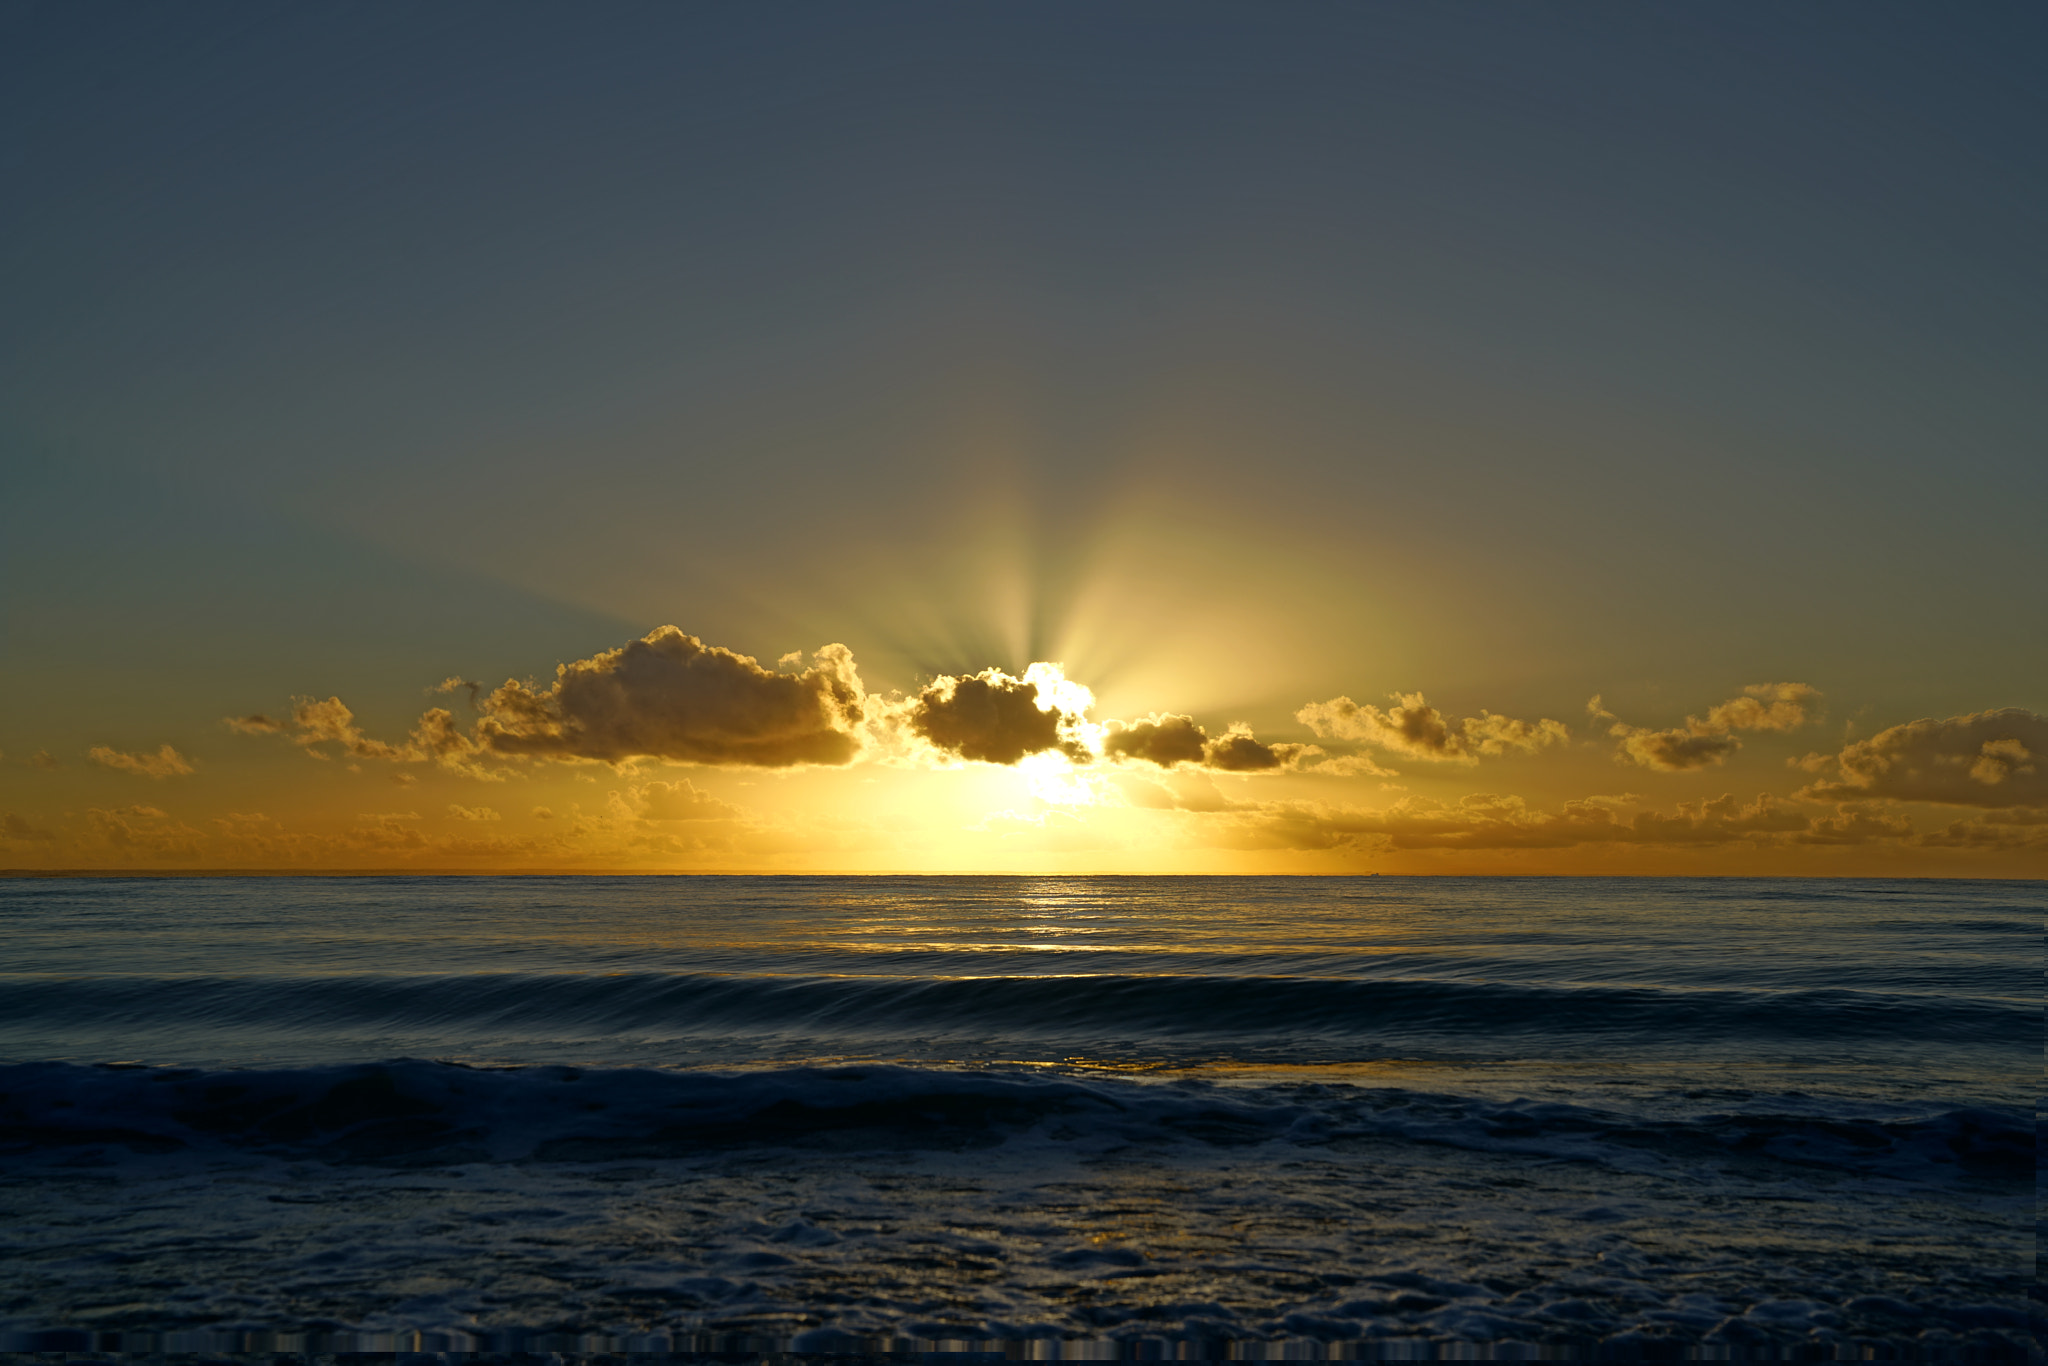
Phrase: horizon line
[{"left": 0, "top": 868, "right": 2028, "bottom": 882}]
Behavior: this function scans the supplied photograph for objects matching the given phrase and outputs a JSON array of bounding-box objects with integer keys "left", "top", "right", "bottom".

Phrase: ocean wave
[
  {"left": 0, "top": 971, "right": 2023, "bottom": 1053},
  {"left": 0, "top": 1058, "right": 2027, "bottom": 1183}
]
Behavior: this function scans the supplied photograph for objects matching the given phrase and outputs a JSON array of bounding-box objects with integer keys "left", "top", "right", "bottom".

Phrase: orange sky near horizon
[{"left": 4, "top": 626, "right": 2041, "bottom": 876}]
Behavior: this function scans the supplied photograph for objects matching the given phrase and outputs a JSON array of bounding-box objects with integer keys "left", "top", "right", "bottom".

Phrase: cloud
[
  {"left": 1296, "top": 692, "right": 1567, "bottom": 764},
  {"left": 1114, "top": 771, "right": 1258, "bottom": 813},
  {"left": 231, "top": 696, "right": 502, "bottom": 779},
  {"left": 447, "top": 804, "right": 502, "bottom": 822},
  {"left": 1218, "top": 790, "right": 1894, "bottom": 853},
  {"left": 908, "top": 663, "right": 1089, "bottom": 765},
  {"left": 286, "top": 698, "right": 373, "bottom": 755},
  {"left": 1203, "top": 724, "right": 1318, "bottom": 772},
  {"left": 1796, "top": 806, "right": 1917, "bottom": 846},
  {"left": 1612, "top": 728, "right": 1741, "bottom": 772},
  {"left": 25, "top": 750, "right": 59, "bottom": 769},
  {"left": 1101, "top": 713, "right": 1206, "bottom": 766},
  {"left": 231, "top": 631, "right": 865, "bottom": 774},
  {"left": 346, "top": 813, "right": 430, "bottom": 852},
  {"left": 1303, "top": 753, "right": 1402, "bottom": 778},
  {"left": 629, "top": 778, "right": 742, "bottom": 822},
  {"left": 474, "top": 628, "right": 866, "bottom": 767},
  {"left": 1700, "top": 682, "right": 1823, "bottom": 733},
  {"left": 88, "top": 744, "right": 196, "bottom": 779},
  {"left": 1101, "top": 713, "right": 1319, "bottom": 773},
  {"left": 1795, "top": 708, "right": 2047, "bottom": 808},
  {"left": 1912, "top": 806, "right": 2048, "bottom": 850},
  {"left": 431, "top": 677, "right": 484, "bottom": 708},
  {"left": 3, "top": 812, "right": 58, "bottom": 842},
  {"left": 85, "top": 804, "right": 205, "bottom": 859},
  {"left": 1606, "top": 683, "right": 1823, "bottom": 771}
]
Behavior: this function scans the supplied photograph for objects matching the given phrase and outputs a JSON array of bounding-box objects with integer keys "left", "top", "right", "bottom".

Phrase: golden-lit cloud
[
  {"left": 473, "top": 628, "right": 865, "bottom": 767},
  {"left": 447, "top": 804, "right": 501, "bottom": 822},
  {"left": 87, "top": 743, "right": 195, "bottom": 779},
  {"left": 1101, "top": 713, "right": 1318, "bottom": 772},
  {"left": 1606, "top": 682, "right": 1822, "bottom": 771},
  {"left": 230, "top": 697, "right": 498, "bottom": 777},
  {"left": 431, "top": 676, "right": 484, "bottom": 707},
  {"left": 1796, "top": 708, "right": 2045, "bottom": 808},
  {"left": 1611, "top": 728, "right": 1742, "bottom": 772},
  {"left": 1295, "top": 692, "right": 1567, "bottom": 764},
  {"left": 1699, "top": 682, "right": 1823, "bottom": 732}
]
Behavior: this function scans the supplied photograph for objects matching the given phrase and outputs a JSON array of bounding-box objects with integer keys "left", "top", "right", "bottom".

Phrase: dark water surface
[{"left": 0, "top": 876, "right": 2036, "bottom": 1358}]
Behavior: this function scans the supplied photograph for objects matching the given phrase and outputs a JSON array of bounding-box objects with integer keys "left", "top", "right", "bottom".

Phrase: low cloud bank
[{"left": 1224, "top": 791, "right": 1910, "bottom": 853}]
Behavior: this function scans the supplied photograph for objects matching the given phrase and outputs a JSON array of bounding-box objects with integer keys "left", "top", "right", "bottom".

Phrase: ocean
[{"left": 0, "top": 876, "right": 2036, "bottom": 1362}]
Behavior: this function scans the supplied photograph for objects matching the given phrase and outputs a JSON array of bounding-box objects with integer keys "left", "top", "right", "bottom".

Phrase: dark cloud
[
  {"left": 88, "top": 743, "right": 196, "bottom": 778},
  {"left": 1607, "top": 683, "right": 1823, "bottom": 771},
  {"left": 1296, "top": 692, "right": 1567, "bottom": 764},
  {"left": 26, "top": 750, "right": 59, "bottom": 769},
  {"left": 1203, "top": 726, "right": 1317, "bottom": 772},
  {"left": 233, "top": 629, "right": 864, "bottom": 773},
  {"left": 1796, "top": 708, "right": 2046, "bottom": 808},
  {"left": 475, "top": 628, "right": 866, "bottom": 767},
  {"left": 1102, "top": 714, "right": 1207, "bottom": 766},
  {"left": 1102, "top": 714, "right": 1317, "bottom": 772},
  {"left": 909, "top": 667, "right": 1083, "bottom": 765}
]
